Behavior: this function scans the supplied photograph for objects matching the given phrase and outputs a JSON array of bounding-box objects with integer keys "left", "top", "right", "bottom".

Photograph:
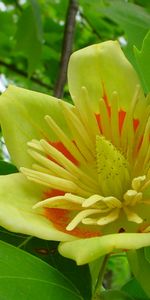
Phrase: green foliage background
[{"left": 0, "top": 1, "right": 150, "bottom": 299}]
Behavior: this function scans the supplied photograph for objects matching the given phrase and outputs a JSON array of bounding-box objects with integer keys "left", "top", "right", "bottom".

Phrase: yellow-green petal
[
  {"left": 59, "top": 233, "right": 150, "bottom": 265},
  {"left": 68, "top": 41, "right": 145, "bottom": 115},
  {"left": 0, "top": 172, "right": 74, "bottom": 241},
  {"left": 0, "top": 85, "right": 72, "bottom": 169}
]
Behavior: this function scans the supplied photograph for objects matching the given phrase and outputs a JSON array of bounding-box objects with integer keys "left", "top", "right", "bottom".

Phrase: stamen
[
  {"left": 123, "top": 206, "right": 143, "bottom": 223},
  {"left": 82, "top": 194, "right": 105, "bottom": 208},
  {"left": 134, "top": 117, "right": 150, "bottom": 174},
  {"left": 123, "top": 190, "right": 138, "bottom": 206},
  {"left": 143, "top": 226, "right": 150, "bottom": 233},
  {"left": 110, "top": 91, "right": 120, "bottom": 148},
  {"left": 29, "top": 147, "right": 96, "bottom": 194},
  {"left": 40, "top": 139, "right": 98, "bottom": 191},
  {"left": 33, "top": 194, "right": 83, "bottom": 209},
  {"left": 45, "top": 115, "right": 86, "bottom": 163},
  {"left": 20, "top": 167, "right": 90, "bottom": 196},
  {"left": 82, "top": 217, "right": 98, "bottom": 225},
  {"left": 121, "top": 85, "right": 140, "bottom": 153},
  {"left": 132, "top": 175, "right": 146, "bottom": 191},
  {"left": 32, "top": 163, "right": 54, "bottom": 175},
  {"left": 76, "top": 87, "right": 100, "bottom": 141},
  {"left": 143, "top": 144, "right": 150, "bottom": 174},
  {"left": 99, "top": 98, "right": 111, "bottom": 140},
  {"left": 130, "top": 192, "right": 142, "bottom": 206},
  {"left": 141, "top": 179, "right": 150, "bottom": 192},
  {"left": 28, "top": 149, "right": 76, "bottom": 181},
  {"left": 60, "top": 101, "right": 95, "bottom": 157},
  {"left": 97, "top": 208, "right": 120, "bottom": 225},
  {"left": 134, "top": 105, "right": 150, "bottom": 155},
  {"left": 66, "top": 209, "right": 101, "bottom": 231},
  {"left": 27, "top": 140, "right": 44, "bottom": 152},
  {"left": 102, "top": 197, "right": 122, "bottom": 208}
]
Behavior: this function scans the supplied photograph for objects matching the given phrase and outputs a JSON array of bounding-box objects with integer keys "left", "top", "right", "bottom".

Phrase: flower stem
[
  {"left": 92, "top": 254, "right": 109, "bottom": 300},
  {"left": 18, "top": 236, "right": 33, "bottom": 248}
]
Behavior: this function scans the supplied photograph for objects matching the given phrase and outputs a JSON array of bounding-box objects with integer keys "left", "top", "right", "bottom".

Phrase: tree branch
[
  {"left": 54, "top": 0, "right": 78, "bottom": 98},
  {"left": 0, "top": 60, "right": 52, "bottom": 90}
]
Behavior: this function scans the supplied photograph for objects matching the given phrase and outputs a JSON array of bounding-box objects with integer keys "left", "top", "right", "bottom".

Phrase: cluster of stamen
[{"left": 20, "top": 85, "right": 150, "bottom": 235}]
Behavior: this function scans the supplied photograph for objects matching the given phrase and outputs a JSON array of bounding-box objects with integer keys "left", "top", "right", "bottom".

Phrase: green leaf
[
  {"left": 0, "top": 241, "right": 83, "bottom": 300},
  {"left": 0, "top": 232, "right": 91, "bottom": 300},
  {"left": 23, "top": 238, "right": 92, "bottom": 300},
  {"left": 127, "top": 248, "right": 150, "bottom": 297},
  {"left": 15, "top": 2, "right": 43, "bottom": 75},
  {"left": 144, "top": 246, "right": 150, "bottom": 264},
  {"left": 134, "top": 30, "right": 150, "bottom": 93},
  {"left": 122, "top": 278, "right": 149, "bottom": 300},
  {"left": 100, "top": 290, "right": 134, "bottom": 300},
  {"left": 102, "top": 1, "right": 150, "bottom": 64},
  {"left": 0, "top": 160, "right": 18, "bottom": 175}
]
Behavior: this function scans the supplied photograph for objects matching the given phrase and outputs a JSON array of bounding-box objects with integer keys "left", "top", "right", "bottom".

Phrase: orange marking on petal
[
  {"left": 48, "top": 141, "right": 79, "bottom": 165},
  {"left": 136, "top": 136, "right": 143, "bottom": 152},
  {"left": 44, "top": 189, "right": 65, "bottom": 199},
  {"left": 102, "top": 85, "right": 111, "bottom": 117},
  {"left": 45, "top": 208, "right": 101, "bottom": 238},
  {"left": 95, "top": 114, "right": 102, "bottom": 133},
  {"left": 133, "top": 119, "right": 139, "bottom": 131},
  {"left": 119, "top": 110, "right": 139, "bottom": 134},
  {"left": 119, "top": 110, "right": 126, "bottom": 134}
]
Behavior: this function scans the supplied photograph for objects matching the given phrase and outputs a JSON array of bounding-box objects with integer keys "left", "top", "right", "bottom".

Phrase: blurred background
[{"left": 0, "top": 0, "right": 150, "bottom": 96}]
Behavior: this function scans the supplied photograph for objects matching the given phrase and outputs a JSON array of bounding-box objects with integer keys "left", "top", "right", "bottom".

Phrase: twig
[
  {"left": 54, "top": 0, "right": 78, "bottom": 98},
  {"left": 92, "top": 254, "right": 109, "bottom": 300},
  {"left": 0, "top": 60, "right": 52, "bottom": 90},
  {"left": 80, "top": 12, "right": 102, "bottom": 40},
  {"left": 18, "top": 236, "right": 33, "bottom": 248}
]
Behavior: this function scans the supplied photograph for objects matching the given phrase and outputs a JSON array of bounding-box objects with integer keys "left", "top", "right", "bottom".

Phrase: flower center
[
  {"left": 20, "top": 86, "right": 150, "bottom": 235},
  {"left": 96, "top": 135, "right": 130, "bottom": 199}
]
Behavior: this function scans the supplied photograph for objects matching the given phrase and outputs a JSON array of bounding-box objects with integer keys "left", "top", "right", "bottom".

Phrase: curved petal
[
  {"left": 68, "top": 41, "right": 145, "bottom": 115},
  {"left": 0, "top": 85, "right": 72, "bottom": 168},
  {"left": 0, "top": 172, "right": 74, "bottom": 241},
  {"left": 59, "top": 233, "right": 150, "bottom": 265}
]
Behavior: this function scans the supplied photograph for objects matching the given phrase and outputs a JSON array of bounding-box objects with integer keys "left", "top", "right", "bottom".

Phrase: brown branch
[
  {"left": 0, "top": 60, "right": 52, "bottom": 90},
  {"left": 54, "top": 0, "right": 78, "bottom": 98}
]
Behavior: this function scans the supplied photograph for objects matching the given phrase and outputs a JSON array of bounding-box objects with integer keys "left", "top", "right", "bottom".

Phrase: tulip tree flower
[{"left": 0, "top": 41, "right": 150, "bottom": 265}]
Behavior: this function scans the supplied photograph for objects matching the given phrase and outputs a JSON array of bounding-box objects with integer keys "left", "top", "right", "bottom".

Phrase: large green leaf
[
  {"left": 0, "top": 241, "right": 83, "bottom": 300},
  {"left": 0, "top": 231, "right": 91, "bottom": 300},
  {"left": 24, "top": 238, "right": 92, "bottom": 300},
  {"left": 15, "top": 1, "right": 43, "bottom": 75},
  {"left": 134, "top": 30, "right": 150, "bottom": 93}
]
